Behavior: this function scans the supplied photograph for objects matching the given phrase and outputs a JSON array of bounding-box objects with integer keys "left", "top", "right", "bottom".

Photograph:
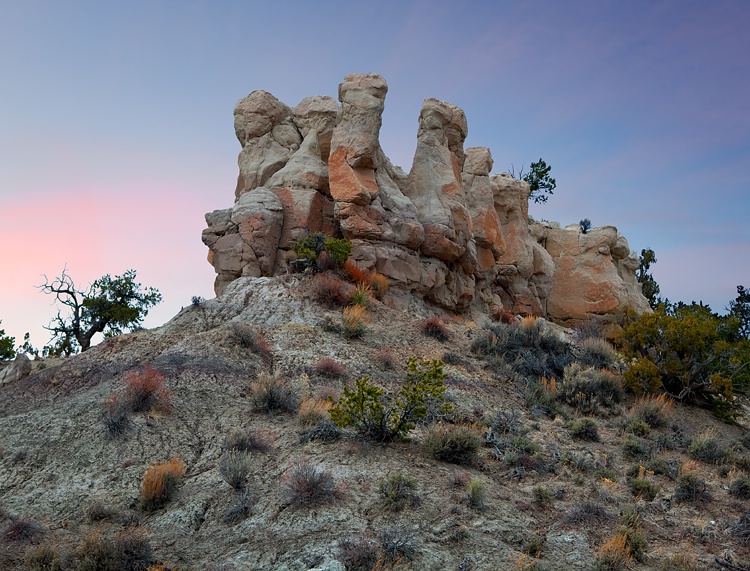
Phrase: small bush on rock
[
  {"left": 380, "top": 525, "right": 418, "bottom": 563},
  {"left": 283, "top": 459, "right": 338, "bottom": 506},
  {"left": 339, "top": 535, "right": 380, "bottom": 571},
  {"left": 223, "top": 427, "right": 273, "bottom": 453},
  {"left": 312, "top": 357, "right": 347, "bottom": 378},
  {"left": 140, "top": 457, "right": 186, "bottom": 511},
  {"left": 379, "top": 473, "right": 420, "bottom": 511},
  {"left": 231, "top": 323, "right": 273, "bottom": 362},
  {"left": 421, "top": 316, "right": 451, "bottom": 342},
  {"left": 102, "top": 396, "right": 131, "bottom": 438},
  {"left": 558, "top": 363, "right": 624, "bottom": 415},
  {"left": 1, "top": 517, "right": 45, "bottom": 541},
  {"left": 313, "top": 274, "right": 350, "bottom": 308},
  {"left": 467, "top": 478, "right": 486, "bottom": 509},
  {"left": 250, "top": 373, "right": 301, "bottom": 414},
  {"left": 122, "top": 367, "right": 171, "bottom": 414},
  {"left": 425, "top": 424, "right": 481, "bottom": 465},
  {"left": 218, "top": 452, "right": 252, "bottom": 490},
  {"left": 298, "top": 398, "right": 332, "bottom": 427},
  {"left": 222, "top": 487, "right": 255, "bottom": 524},
  {"left": 569, "top": 418, "right": 600, "bottom": 441},
  {"left": 342, "top": 305, "right": 370, "bottom": 339},
  {"left": 76, "top": 529, "right": 153, "bottom": 571}
]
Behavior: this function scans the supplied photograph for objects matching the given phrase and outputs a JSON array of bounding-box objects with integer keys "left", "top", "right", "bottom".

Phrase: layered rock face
[{"left": 203, "top": 73, "right": 649, "bottom": 327}]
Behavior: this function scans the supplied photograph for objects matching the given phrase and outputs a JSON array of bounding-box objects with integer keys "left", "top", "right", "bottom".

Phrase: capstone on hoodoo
[{"left": 202, "top": 73, "right": 650, "bottom": 329}]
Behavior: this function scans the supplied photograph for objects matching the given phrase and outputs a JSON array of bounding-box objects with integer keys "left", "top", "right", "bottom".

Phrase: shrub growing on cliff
[
  {"left": 292, "top": 232, "right": 351, "bottom": 272},
  {"left": 330, "top": 358, "right": 448, "bottom": 442}
]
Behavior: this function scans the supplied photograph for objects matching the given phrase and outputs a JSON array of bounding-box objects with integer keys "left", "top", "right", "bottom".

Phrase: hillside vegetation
[{"left": 1, "top": 272, "right": 749, "bottom": 571}]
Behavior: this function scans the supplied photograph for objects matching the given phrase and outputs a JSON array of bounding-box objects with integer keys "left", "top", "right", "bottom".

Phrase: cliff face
[{"left": 202, "top": 73, "right": 650, "bottom": 328}]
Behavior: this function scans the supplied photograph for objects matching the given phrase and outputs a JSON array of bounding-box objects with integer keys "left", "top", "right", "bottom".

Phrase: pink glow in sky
[{"left": 1, "top": 0, "right": 748, "bottom": 350}]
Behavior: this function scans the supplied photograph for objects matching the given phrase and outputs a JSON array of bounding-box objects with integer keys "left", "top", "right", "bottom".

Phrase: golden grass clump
[
  {"left": 298, "top": 398, "right": 333, "bottom": 427},
  {"left": 369, "top": 272, "right": 389, "bottom": 301},
  {"left": 140, "top": 457, "right": 186, "bottom": 511}
]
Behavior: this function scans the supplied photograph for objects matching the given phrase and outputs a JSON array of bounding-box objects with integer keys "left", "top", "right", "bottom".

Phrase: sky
[{"left": 1, "top": 0, "right": 748, "bottom": 350}]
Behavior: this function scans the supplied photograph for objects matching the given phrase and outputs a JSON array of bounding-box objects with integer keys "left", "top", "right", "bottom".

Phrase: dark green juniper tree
[
  {"left": 39, "top": 268, "right": 162, "bottom": 355},
  {"left": 636, "top": 248, "right": 661, "bottom": 310},
  {"left": 509, "top": 159, "right": 557, "bottom": 204}
]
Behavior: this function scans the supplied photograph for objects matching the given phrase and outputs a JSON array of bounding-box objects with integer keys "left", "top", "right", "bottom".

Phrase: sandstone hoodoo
[{"left": 203, "top": 73, "right": 650, "bottom": 329}]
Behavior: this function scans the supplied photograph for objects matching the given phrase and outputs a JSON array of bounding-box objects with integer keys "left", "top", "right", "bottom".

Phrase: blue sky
[{"left": 1, "top": 0, "right": 748, "bottom": 348}]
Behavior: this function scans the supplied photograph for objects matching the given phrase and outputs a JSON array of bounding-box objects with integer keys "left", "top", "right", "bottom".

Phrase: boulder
[{"left": 0, "top": 354, "right": 32, "bottom": 387}]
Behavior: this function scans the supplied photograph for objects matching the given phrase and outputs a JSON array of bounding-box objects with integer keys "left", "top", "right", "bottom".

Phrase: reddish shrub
[
  {"left": 343, "top": 260, "right": 371, "bottom": 285},
  {"left": 421, "top": 316, "right": 451, "bottom": 342},
  {"left": 122, "top": 367, "right": 171, "bottom": 414},
  {"left": 313, "top": 357, "right": 347, "bottom": 378},
  {"left": 231, "top": 323, "right": 273, "bottom": 362},
  {"left": 491, "top": 306, "right": 515, "bottom": 324},
  {"left": 313, "top": 275, "right": 349, "bottom": 308},
  {"left": 373, "top": 347, "right": 397, "bottom": 370}
]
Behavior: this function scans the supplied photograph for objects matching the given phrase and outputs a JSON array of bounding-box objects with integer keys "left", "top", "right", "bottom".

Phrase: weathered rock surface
[
  {"left": 0, "top": 353, "right": 31, "bottom": 386},
  {"left": 204, "top": 74, "right": 649, "bottom": 325}
]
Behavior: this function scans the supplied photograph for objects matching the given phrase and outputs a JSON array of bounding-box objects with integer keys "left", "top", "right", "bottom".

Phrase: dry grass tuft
[
  {"left": 231, "top": 323, "right": 273, "bottom": 362},
  {"left": 342, "top": 305, "right": 370, "bottom": 339},
  {"left": 629, "top": 393, "right": 673, "bottom": 428},
  {"left": 369, "top": 272, "right": 389, "bottom": 300},
  {"left": 249, "top": 373, "right": 301, "bottom": 414},
  {"left": 298, "top": 398, "right": 332, "bottom": 427},
  {"left": 140, "top": 457, "right": 186, "bottom": 511}
]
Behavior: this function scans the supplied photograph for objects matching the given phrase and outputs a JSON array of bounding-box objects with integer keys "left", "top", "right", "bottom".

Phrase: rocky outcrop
[
  {"left": 203, "top": 74, "right": 650, "bottom": 326},
  {"left": 0, "top": 354, "right": 32, "bottom": 387}
]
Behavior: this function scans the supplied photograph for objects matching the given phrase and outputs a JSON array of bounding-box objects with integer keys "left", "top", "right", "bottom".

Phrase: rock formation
[{"left": 203, "top": 73, "right": 650, "bottom": 329}]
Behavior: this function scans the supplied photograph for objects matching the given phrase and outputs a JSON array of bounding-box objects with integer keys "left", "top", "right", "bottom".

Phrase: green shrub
[
  {"left": 628, "top": 394, "right": 672, "bottom": 428},
  {"left": 292, "top": 232, "right": 351, "bottom": 271},
  {"left": 629, "top": 478, "right": 659, "bottom": 501},
  {"left": 25, "top": 545, "right": 61, "bottom": 570},
  {"left": 624, "top": 419, "right": 650, "bottom": 437},
  {"left": 674, "top": 471, "right": 710, "bottom": 503},
  {"left": 688, "top": 430, "right": 726, "bottom": 464},
  {"left": 569, "top": 418, "right": 600, "bottom": 441},
  {"left": 349, "top": 284, "right": 370, "bottom": 308},
  {"left": 532, "top": 485, "right": 554, "bottom": 505},
  {"left": 622, "top": 435, "right": 651, "bottom": 459},
  {"left": 330, "top": 358, "right": 447, "bottom": 442},
  {"left": 467, "top": 478, "right": 486, "bottom": 509},
  {"left": 558, "top": 363, "right": 624, "bottom": 415},
  {"left": 425, "top": 424, "right": 481, "bottom": 465},
  {"left": 619, "top": 302, "right": 750, "bottom": 416},
  {"left": 379, "top": 473, "right": 420, "bottom": 511},
  {"left": 729, "top": 476, "right": 750, "bottom": 499}
]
